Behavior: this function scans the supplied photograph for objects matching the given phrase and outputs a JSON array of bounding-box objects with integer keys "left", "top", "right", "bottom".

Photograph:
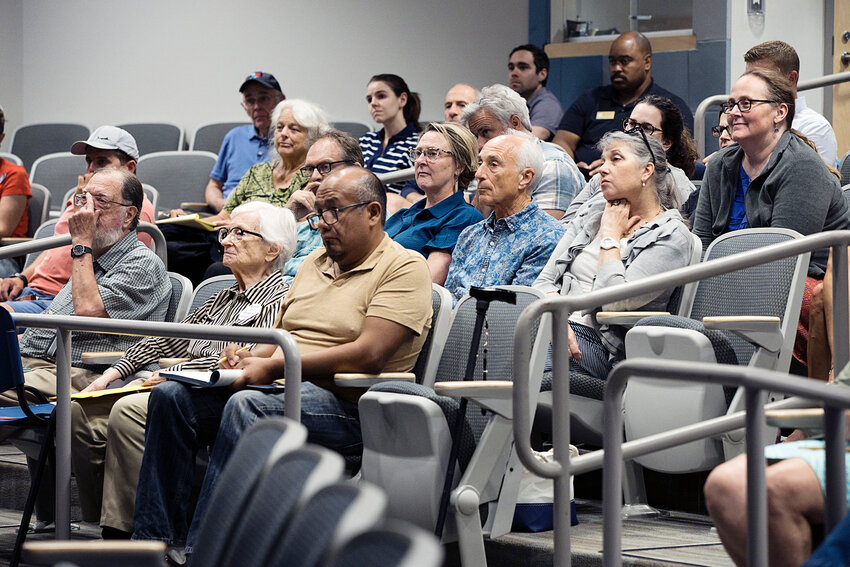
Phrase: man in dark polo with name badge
[{"left": 552, "top": 31, "right": 693, "bottom": 178}]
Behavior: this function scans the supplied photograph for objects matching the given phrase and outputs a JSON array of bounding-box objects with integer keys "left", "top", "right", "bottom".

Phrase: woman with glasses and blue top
[
  {"left": 534, "top": 131, "right": 692, "bottom": 380},
  {"left": 382, "top": 123, "right": 483, "bottom": 284},
  {"left": 562, "top": 95, "right": 699, "bottom": 223}
]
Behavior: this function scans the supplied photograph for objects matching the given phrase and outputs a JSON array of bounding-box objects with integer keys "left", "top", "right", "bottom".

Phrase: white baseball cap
[{"left": 71, "top": 125, "right": 140, "bottom": 160}]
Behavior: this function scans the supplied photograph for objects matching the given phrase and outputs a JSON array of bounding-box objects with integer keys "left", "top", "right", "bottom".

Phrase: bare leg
[
  {"left": 808, "top": 282, "right": 832, "bottom": 381},
  {"left": 705, "top": 456, "right": 825, "bottom": 567}
]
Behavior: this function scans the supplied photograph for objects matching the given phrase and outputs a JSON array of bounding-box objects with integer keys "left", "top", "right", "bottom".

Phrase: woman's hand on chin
[{"left": 600, "top": 199, "right": 640, "bottom": 239}]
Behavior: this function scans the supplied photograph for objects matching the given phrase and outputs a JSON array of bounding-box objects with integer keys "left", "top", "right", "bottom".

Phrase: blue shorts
[
  {"left": 3, "top": 287, "right": 55, "bottom": 314},
  {"left": 764, "top": 440, "right": 850, "bottom": 508}
]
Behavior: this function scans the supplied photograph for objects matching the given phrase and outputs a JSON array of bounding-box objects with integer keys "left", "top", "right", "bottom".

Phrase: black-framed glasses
[
  {"left": 721, "top": 99, "right": 777, "bottom": 114},
  {"left": 298, "top": 160, "right": 356, "bottom": 177},
  {"left": 712, "top": 125, "right": 731, "bottom": 137},
  {"left": 622, "top": 118, "right": 662, "bottom": 137},
  {"left": 306, "top": 201, "right": 371, "bottom": 229},
  {"left": 73, "top": 191, "right": 133, "bottom": 209},
  {"left": 408, "top": 147, "right": 454, "bottom": 162},
  {"left": 217, "top": 226, "right": 265, "bottom": 243}
]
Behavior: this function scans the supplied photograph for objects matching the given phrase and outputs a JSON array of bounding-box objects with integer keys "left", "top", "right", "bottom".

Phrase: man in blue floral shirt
[{"left": 445, "top": 133, "right": 565, "bottom": 303}]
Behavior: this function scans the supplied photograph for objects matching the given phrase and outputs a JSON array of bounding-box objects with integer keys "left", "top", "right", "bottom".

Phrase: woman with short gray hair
[{"left": 534, "top": 130, "right": 693, "bottom": 379}]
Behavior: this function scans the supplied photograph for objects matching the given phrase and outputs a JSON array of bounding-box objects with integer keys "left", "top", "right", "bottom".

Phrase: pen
[{"left": 218, "top": 345, "right": 250, "bottom": 364}]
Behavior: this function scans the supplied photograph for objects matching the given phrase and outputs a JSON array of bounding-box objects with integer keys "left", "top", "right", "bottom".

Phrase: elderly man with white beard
[{"left": 0, "top": 167, "right": 171, "bottom": 404}]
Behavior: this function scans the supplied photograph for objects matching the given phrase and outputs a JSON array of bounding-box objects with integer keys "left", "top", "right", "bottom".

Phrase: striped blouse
[
  {"left": 358, "top": 122, "right": 418, "bottom": 193},
  {"left": 109, "top": 270, "right": 289, "bottom": 378}
]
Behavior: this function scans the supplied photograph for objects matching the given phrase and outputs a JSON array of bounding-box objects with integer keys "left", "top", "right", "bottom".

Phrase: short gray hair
[
  {"left": 461, "top": 84, "right": 532, "bottom": 132},
  {"left": 269, "top": 99, "right": 330, "bottom": 157},
  {"left": 504, "top": 131, "right": 543, "bottom": 194},
  {"left": 597, "top": 131, "right": 679, "bottom": 209},
  {"left": 230, "top": 201, "right": 297, "bottom": 272}
]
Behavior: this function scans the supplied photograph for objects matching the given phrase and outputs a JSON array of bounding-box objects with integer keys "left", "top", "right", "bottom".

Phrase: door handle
[{"left": 842, "top": 52, "right": 850, "bottom": 67}]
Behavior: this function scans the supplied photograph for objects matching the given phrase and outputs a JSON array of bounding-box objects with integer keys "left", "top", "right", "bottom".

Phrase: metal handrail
[
  {"left": 694, "top": 70, "right": 850, "bottom": 156},
  {"left": 11, "top": 314, "right": 301, "bottom": 542},
  {"left": 512, "top": 230, "right": 850, "bottom": 567},
  {"left": 603, "top": 360, "right": 850, "bottom": 567},
  {"left": 0, "top": 221, "right": 168, "bottom": 268}
]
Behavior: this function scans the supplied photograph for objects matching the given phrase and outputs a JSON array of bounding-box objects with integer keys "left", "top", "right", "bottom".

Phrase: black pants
[{"left": 160, "top": 225, "right": 223, "bottom": 287}]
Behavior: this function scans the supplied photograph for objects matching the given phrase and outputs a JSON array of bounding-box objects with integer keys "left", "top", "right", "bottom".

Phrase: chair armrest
[
  {"left": 179, "top": 202, "right": 213, "bottom": 214},
  {"left": 434, "top": 380, "right": 513, "bottom": 418},
  {"left": 23, "top": 540, "right": 167, "bottom": 567},
  {"left": 159, "top": 357, "right": 191, "bottom": 367},
  {"left": 334, "top": 372, "right": 415, "bottom": 388},
  {"left": 702, "top": 315, "right": 783, "bottom": 352},
  {"left": 81, "top": 351, "right": 125, "bottom": 365},
  {"left": 596, "top": 311, "right": 670, "bottom": 327},
  {"left": 765, "top": 408, "right": 824, "bottom": 430},
  {"left": 0, "top": 237, "right": 33, "bottom": 246}
]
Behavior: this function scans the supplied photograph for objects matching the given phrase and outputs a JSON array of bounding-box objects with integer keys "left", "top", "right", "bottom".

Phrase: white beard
[{"left": 92, "top": 225, "right": 125, "bottom": 251}]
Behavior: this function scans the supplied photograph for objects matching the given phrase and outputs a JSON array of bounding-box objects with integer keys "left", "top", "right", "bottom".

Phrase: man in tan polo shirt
[{"left": 132, "top": 166, "right": 433, "bottom": 560}]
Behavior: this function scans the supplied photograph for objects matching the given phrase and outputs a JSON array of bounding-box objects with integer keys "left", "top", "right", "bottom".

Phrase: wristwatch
[
  {"left": 12, "top": 273, "right": 27, "bottom": 287},
  {"left": 600, "top": 237, "right": 620, "bottom": 250},
  {"left": 70, "top": 244, "right": 93, "bottom": 258}
]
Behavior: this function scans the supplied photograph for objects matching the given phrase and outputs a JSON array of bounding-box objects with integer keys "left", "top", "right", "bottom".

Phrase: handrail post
[
  {"left": 54, "top": 328, "right": 72, "bottom": 540},
  {"left": 832, "top": 244, "right": 849, "bottom": 374},
  {"left": 602, "top": 370, "right": 627, "bottom": 567},
  {"left": 551, "top": 310, "right": 572, "bottom": 567},
  {"left": 824, "top": 406, "right": 846, "bottom": 532},
  {"left": 745, "top": 386, "right": 768, "bottom": 567},
  {"left": 280, "top": 330, "right": 301, "bottom": 421}
]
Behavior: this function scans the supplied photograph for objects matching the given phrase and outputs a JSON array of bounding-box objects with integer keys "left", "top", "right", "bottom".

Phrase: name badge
[
  {"left": 596, "top": 111, "right": 616, "bottom": 120},
  {"left": 237, "top": 304, "right": 262, "bottom": 323}
]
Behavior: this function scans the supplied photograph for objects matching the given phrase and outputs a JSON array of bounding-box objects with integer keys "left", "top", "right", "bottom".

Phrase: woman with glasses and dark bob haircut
[
  {"left": 562, "top": 94, "right": 698, "bottom": 222},
  {"left": 384, "top": 122, "right": 483, "bottom": 284},
  {"left": 534, "top": 130, "right": 693, "bottom": 381}
]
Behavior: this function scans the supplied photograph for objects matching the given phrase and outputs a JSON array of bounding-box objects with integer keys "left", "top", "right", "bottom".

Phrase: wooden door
[{"left": 835, "top": 0, "right": 850, "bottom": 158}]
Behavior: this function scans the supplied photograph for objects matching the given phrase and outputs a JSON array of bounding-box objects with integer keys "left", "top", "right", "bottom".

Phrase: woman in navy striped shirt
[{"left": 359, "top": 74, "right": 421, "bottom": 207}]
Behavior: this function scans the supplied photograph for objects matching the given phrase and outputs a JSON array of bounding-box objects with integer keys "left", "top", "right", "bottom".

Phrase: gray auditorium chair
[
  {"left": 331, "top": 122, "right": 371, "bottom": 139},
  {"left": 0, "top": 152, "right": 23, "bottom": 167},
  {"left": 26, "top": 183, "right": 51, "bottom": 238},
  {"left": 322, "top": 522, "right": 443, "bottom": 567},
  {"left": 355, "top": 286, "right": 551, "bottom": 566},
  {"left": 191, "top": 122, "right": 250, "bottom": 153},
  {"left": 117, "top": 122, "right": 184, "bottom": 155},
  {"left": 135, "top": 151, "right": 217, "bottom": 214},
  {"left": 623, "top": 228, "right": 809, "bottom": 473},
  {"left": 189, "top": 274, "right": 237, "bottom": 313},
  {"left": 10, "top": 123, "right": 89, "bottom": 173},
  {"left": 29, "top": 152, "right": 87, "bottom": 213},
  {"left": 22, "top": 417, "right": 311, "bottom": 567}
]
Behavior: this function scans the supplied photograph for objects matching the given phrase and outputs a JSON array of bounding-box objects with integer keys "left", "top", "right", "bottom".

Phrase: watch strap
[{"left": 12, "top": 273, "right": 27, "bottom": 288}]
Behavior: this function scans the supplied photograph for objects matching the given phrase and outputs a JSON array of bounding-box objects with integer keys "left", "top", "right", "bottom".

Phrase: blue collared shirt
[
  {"left": 445, "top": 201, "right": 565, "bottom": 303},
  {"left": 359, "top": 123, "right": 418, "bottom": 193},
  {"left": 385, "top": 190, "right": 483, "bottom": 257},
  {"left": 209, "top": 125, "right": 272, "bottom": 198}
]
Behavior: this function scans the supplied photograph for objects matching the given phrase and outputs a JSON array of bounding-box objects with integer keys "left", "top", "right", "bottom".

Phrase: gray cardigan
[
  {"left": 692, "top": 131, "right": 849, "bottom": 277},
  {"left": 534, "top": 197, "right": 694, "bottom": 359}
]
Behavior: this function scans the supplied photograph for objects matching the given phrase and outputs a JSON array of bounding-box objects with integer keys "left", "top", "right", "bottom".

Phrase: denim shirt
[
  {"left": 445, "top": 201, "right": 565, "bottom": 303},
  {"left": 534, "top": 197, "right": 693, "bottom": 358}
]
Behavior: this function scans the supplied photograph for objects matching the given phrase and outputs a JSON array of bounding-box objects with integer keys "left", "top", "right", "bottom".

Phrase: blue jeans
[
  {"left": 132, "top": 381, "right": 361, "bottom": 551},
  {"left": 3, "top": 286, "right": 55, "bottom": 314}
]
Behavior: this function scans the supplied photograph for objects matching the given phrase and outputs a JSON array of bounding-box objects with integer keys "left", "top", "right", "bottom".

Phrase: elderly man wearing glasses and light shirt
[{"left": 69, "top": 201, "right": 296, "bottom": 540}]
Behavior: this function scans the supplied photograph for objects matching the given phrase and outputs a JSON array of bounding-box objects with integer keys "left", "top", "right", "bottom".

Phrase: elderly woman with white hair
[
  {"left": 209, "top": 99, "right": 330, "bottom": 222},
  {"left": 534, "top": 131, "right": 692, "bottom": 380},
  {"left": 69, "top": 201, "right": 297, "bottom": 539}
]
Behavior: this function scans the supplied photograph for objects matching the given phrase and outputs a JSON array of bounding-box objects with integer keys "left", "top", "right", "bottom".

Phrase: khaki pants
[
  {"left": 71, "top": 379, "right": 150, "bottom": 532},
  {"left": 0, "top": 357, "right": 100, "bottom": 405}
]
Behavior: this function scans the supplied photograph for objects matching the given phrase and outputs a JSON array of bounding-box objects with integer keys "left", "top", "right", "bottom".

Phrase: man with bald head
[
  {"left": 444, "top": 84, "right": 478, "bottom": 123},
  {"left": 132, "top": 166, "right": 432, "bottom": 560},
  {"left": 444, "top": 133, "right": 565, "bottom": 303},
  {"left": 552, "top": 31, "right": 693, "bottom": 177}
]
